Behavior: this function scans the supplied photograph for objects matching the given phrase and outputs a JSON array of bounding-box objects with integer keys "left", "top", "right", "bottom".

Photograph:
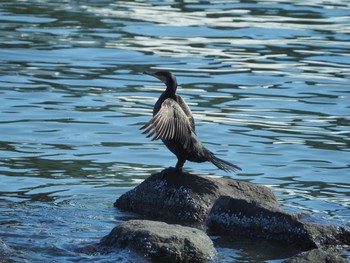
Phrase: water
[{"left": 0, "top": 0, "right": 349, "bottom": 262}]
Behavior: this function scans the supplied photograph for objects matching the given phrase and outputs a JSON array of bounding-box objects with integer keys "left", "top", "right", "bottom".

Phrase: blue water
[{"left": 0, "top": 0, "right": 349, "bottom": 262}]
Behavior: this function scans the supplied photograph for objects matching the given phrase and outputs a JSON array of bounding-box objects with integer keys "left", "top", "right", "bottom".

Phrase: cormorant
[{"left": 141, "top": 71, "right": 241, "bottom": 173}]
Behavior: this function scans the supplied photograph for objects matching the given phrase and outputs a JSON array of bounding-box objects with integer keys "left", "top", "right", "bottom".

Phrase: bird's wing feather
[
  {"left": 140, "top": 98, "right": 192, "bottom": 149},
  {"left": 176, "top": 95, "right": 195, "bottom": 131}
]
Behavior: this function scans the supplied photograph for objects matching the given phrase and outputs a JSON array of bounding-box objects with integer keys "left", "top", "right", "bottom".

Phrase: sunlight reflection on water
[{"left": 0, "top": 0, "right": 349, "bottom": 262}]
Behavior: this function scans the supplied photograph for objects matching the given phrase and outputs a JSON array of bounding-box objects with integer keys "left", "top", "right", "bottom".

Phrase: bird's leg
[
  {"left": 160, "top": 159, "right": 185, "bottom": 178},
  {"left": 175, "top": 159, "right": 185, "bottom": 171}
]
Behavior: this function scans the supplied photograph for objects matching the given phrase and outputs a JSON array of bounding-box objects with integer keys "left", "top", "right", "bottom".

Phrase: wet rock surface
[
  {"left": 110, "top": 169, "right": 349, "bottom": 262},
  {"left": 100, "top": 219, "right": 216, "bottom": 263},
  {"left": 302, "top": 223, "right": 350, "bottom": 250},
  {"left": 206, "top": 195, "right": 350, "bottom": 250},
  {"left": 282, "top": 248, "right": 350, "bottom": 263},
  {"left": 115, "top": 168, "right": 277, "bottom": 226}
]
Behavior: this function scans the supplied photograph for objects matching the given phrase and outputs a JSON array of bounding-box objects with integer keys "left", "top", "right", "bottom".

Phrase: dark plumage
[{"left": 141, "top": 71, "right": 241, "bottom": 173}]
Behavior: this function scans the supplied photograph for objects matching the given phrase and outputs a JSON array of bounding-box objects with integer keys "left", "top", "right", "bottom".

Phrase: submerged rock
[
  {"left": 0, "top": 239, "right": 13, "bottom": 263},
  {"left": 282, "top": 248, "right": 349, "bottom": 263},
  {"left": 115, "top": 168, "right": 277, "bottom": 226},
  {"left": 0, "top": 238, "right": 27, "bottom": 263},
  {"left": 100, "top": 219, "right": 216, "bottom": 263},
  {"left": 206, "top": 195, "right": 350, "bottom": 250}
]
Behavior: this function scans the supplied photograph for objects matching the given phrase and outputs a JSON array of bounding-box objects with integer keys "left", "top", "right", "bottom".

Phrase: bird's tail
[{"left": 209, "top": 153, "right": 242, "bottom": 173}]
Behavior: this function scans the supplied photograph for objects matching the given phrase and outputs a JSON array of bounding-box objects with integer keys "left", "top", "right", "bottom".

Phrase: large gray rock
[
  {"left": 113, "top": 169, "right": 349, "bottom": 260},
  {"left": 100, "top": 219, "right": 216, "bottom": 263},
  {"left": 206, "top": 195, "right": 350, "bottom": 250},
  {"left": 115, "top": 169, "right": 278, "bottom": 226},
  {"left": 283, "top": 248, "right": 349, "bottom": 263}
]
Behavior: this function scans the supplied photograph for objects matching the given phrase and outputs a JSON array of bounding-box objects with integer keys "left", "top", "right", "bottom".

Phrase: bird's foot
[
  {"left": 160, "top": 167, "right": 182, "bottom": 178},
  {"left": 159, "top": 167, "right": 171, "bottom": 178}
]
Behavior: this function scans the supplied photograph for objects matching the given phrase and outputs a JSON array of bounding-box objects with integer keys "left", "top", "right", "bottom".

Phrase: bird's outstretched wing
[
  {"left": 140, "top": 98, "right": 192, "bottom": 149},
  {"left": 176, "top": 95, "right": 195, "bottom": 132}
]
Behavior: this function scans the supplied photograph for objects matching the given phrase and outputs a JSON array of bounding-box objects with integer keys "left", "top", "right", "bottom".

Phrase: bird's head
[{"left": 143, "top": 71, "right": 177, "bottom": 87}]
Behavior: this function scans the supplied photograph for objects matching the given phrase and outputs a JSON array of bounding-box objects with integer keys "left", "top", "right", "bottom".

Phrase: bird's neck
[
  {"left": 164, "top": 81, "right": 177, "bottom": 98},
  {"left": 153, "top": 82, "right": 177, "bottom": 116}
]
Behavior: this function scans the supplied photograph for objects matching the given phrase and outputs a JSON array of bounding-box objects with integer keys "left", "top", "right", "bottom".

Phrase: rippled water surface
[{"left": 1, "top": 0, "right": 349, "bottom": 262}]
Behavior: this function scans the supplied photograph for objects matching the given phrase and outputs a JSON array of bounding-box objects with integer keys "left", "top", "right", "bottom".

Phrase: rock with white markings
[
  {"left": 206, "top": 195, "right": 350, "bottom": 250},
  {"left": 115, "top": 168, "right": 278, "bottom": 226}
]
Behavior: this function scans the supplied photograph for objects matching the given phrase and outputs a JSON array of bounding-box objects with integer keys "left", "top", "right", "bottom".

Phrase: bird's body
[{"left": 141, "top": 71, "right": 241, "bottom": 173}]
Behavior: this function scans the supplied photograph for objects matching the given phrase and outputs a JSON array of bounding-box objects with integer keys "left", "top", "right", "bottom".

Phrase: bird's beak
[
  {"left": 143, "top": 71, "right": 165, "bottom": 83},
  {"left": 143, "top": 71, "right": 157, "bottom": 77}
]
